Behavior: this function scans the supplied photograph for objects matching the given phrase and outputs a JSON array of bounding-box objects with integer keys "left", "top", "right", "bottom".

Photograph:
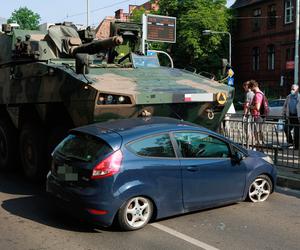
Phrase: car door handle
[{"left": 187, "top": 166, "right": 198, "bottom": 172}]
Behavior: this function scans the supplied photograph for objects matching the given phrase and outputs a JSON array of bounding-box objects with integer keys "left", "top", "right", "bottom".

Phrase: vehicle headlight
[
  {"left": 97, "top": 93, "right": 132, "bottom": 105},
  {"left": 262, "top": 156, "right": 274, "bottom": 165}
]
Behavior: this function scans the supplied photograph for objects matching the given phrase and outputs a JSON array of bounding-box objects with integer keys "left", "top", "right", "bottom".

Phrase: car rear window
[{"left": 55, "top": 133, "right": 113, "bottom": 162}]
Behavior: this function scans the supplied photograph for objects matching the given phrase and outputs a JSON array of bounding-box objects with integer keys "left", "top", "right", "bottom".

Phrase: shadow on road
[{"left": 0, "top": 172, "right": 113, "bottom": 233}]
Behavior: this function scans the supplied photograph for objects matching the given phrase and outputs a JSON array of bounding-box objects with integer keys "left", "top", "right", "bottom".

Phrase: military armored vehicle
[{"left": 0, "top": 21, "right": 234, "bottom": 179}]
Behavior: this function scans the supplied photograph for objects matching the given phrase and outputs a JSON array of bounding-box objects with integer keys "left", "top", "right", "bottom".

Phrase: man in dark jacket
[{"left": 282, "top": 84, "right": 300, "bottom": 149}]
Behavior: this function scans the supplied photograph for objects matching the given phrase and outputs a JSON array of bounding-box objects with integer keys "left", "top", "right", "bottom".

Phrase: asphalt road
[{"left": 0, "top": 172, "right": 300, "bottom": 250}]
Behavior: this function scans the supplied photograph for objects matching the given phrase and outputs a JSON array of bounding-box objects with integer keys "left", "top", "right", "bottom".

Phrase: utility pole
[
  {"left": 295, "top": 0, "right": 299, "bottom": 85},
  {"left": 87, "top": 0, "right": 90, "bottom": 27}
]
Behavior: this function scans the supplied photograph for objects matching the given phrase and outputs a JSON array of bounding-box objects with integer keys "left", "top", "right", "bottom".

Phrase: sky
[{"left": 0, "top": 0, "right": 236, "bottom": 27}]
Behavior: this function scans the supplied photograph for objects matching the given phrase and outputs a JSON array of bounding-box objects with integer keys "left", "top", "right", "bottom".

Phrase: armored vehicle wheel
[
  {"left": 20, "top": 123, "right": 47, "bottom": 180},
  {"left": 0, "top": 117, "right": 18, "bottom": 171}
]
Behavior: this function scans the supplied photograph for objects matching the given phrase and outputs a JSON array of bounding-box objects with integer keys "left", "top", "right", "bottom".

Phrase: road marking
[{"left": 151, "top": 223, "right": 219, "bottom": 250}]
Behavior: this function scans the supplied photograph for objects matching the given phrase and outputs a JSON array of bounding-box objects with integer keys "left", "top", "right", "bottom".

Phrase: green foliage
[
  {"left": 8, "top": 7, "right": 40, "bottom": 30},
  {"left": 158, "top": 0, "right": 231, "bottom": 78},
  {"left": 131, "top": 7, "right": 146, "bottom": 23}
]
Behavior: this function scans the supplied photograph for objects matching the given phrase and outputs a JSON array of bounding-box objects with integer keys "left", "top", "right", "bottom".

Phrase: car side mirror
[{"left": 232, "top": 151, "right": 244, "bottom": 163}]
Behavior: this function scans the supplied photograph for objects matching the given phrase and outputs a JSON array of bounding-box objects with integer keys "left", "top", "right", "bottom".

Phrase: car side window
[
  {"left": 128, "top": 134, "right": 175, "bottom": 158},
  {"left": 174, "top": 132, "right": 230, "bottom": 158}
]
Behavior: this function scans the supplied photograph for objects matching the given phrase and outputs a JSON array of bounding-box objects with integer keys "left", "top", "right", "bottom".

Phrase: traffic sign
[
  {"left": 227, "top": 68, "right": 234, "bottom": 77},
  {"left": 228, "top": 77, "right": 234, "bottom": 86}
]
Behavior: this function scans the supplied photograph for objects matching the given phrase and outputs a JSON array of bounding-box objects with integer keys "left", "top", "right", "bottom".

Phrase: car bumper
[{"left": 46, "top": 173, "right": 117, "bottom": 227}]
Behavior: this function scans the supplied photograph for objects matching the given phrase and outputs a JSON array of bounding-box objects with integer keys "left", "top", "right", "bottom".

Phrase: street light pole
[
  {"left": 87, "top": 0, "right": 90, "bottom": 27},
  {"left": 295, "top": 0, "right": 299, "bottom": 85},
  {"left": 202, "top": 30, "right": 232, "bottom": 66}
]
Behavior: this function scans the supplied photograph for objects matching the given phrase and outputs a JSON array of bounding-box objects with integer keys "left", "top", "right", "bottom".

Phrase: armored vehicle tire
[
  {"left": 20, "top": 123, "right": 47, "bottom": 180},
  {"left": 0, "top": 117, "right": 19, "bottom": 171}
]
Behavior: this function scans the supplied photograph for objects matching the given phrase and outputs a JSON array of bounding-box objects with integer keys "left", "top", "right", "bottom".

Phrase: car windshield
[{"left": 55, "top": 133, "right": 112, "bottom": 162}]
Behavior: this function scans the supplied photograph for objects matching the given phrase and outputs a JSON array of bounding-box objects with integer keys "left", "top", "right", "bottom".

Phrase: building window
[
  {"left": 253, "top": 8, "right": 262, "bottom": 31},
  {"left": 285, "top": 0, "right": 293, "bottom": 24},
  {"left": 252, "top": 47, "right": 260, "bottom": 71},
  {"left": 268, "top": 5, "right": 276, "bottom": 28},
  {"left": 267, "top": 45, "right": 275, "bottom": 70}
]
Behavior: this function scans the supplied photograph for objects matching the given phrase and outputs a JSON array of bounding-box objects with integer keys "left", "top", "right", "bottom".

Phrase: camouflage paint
[{"left": 0, "top": 23, "right": 234, "bottom": 131}]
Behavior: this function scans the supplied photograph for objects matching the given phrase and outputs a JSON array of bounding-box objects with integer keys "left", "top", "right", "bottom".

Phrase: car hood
[{"left": 247, "top": 149, "right": 266, "bottom": 158}]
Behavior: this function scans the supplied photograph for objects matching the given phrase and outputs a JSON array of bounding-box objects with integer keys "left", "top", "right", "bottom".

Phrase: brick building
[
  {"left": 231, "top": 0, "right": 297, "bottom": 98},
  {"left": 95, "top": 1, "right": 159, "bottom": 39}
]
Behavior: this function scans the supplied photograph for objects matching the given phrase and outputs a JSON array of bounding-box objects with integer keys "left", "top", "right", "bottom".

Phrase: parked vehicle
[
  {"left": 268, "top": 99, "right": 285, "bottom": 119},
  {"left": 46, "top": 117, "right": 276, "bottom": 231}
]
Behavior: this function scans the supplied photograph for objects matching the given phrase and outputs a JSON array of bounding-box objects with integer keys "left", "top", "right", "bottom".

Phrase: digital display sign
[{"left": 146, "top": 14, "right": 176, "bottom": 43}]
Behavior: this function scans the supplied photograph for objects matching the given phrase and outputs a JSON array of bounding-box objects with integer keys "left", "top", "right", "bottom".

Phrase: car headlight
[{"left": 262, "top": 156, "right": 274, "bottom": 165}]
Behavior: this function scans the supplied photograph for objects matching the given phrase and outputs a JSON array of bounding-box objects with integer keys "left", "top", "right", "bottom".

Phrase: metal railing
[{"left": 219, "top": 115, "right": 300, "bottom": 169}]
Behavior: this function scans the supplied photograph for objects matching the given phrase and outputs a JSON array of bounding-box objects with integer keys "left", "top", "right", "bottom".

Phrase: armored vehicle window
[{"left": 131, "top": 53, "right": 160, "bottom": 68}]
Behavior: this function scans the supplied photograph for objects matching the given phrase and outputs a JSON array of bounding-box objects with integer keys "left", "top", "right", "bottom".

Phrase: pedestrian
[
  {"left": 242, "top": 81, "right": 255, "bottom": 146},
  {"left": 243, "top": 81, "right": 255, "bottom": 118},
  {"left": 282, "top": 84, "right": 300, "bottom": 149},
  {"left": 248, "top": 80, "right": 265, "bottom": 147}
]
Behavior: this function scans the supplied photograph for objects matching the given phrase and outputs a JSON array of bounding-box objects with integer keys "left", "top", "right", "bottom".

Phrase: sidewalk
[{"left": 276, "top": 165, "right": 300, "bottom": 190}]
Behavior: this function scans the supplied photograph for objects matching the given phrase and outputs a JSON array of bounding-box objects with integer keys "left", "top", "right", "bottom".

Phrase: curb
[{"left": 276, "top": 175, "right": 300, "bottom": 191}]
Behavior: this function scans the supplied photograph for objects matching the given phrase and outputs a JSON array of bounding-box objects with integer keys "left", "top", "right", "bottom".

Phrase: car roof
[{"left": 72, "top": 117, "right": 213, "bottom": 146}]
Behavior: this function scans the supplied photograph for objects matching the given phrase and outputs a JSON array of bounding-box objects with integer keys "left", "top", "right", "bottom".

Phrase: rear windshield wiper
[{"left": 61, "top": 154, "right": 91, "bottom": 162}]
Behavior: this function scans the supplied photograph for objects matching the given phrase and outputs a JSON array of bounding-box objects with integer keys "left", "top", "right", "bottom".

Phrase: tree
[
  {"left": 131, "top": 7, "right": 146, "bottom": 23},
  {"left": 158, "top": 0, "right": 231, "bottom": 77},
  {"left": 8, "top": 7, "right": 40, "bottom": 30}
]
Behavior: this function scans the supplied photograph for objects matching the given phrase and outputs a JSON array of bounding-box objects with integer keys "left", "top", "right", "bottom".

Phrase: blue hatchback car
[{"left": 46, "top": 117, "right": 277, "bottom": 231}]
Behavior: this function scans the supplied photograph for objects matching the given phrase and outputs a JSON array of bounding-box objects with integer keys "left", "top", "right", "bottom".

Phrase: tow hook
[{"left": 206, "top": 109, "right": 215, "bottom": 120}]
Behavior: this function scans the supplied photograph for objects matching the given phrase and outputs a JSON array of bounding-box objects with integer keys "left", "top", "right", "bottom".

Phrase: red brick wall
[{"left": 233, "top": 0, "right": 296, "bottom": 97}]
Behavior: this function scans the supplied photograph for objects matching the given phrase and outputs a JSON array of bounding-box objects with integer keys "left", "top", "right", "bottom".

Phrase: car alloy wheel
[
  {"left": 118, "top": 196, "right": 153, "bottom": 231},
  {"left": 248, "top": 175, "right": 272, "bottom": 202}
]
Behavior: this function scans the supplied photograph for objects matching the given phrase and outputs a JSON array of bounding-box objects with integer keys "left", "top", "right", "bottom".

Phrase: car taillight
[{"left": 91, "top": 150, "right": 123, "bottom": 179}]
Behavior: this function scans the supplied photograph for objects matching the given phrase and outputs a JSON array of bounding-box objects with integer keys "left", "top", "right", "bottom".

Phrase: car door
[
  {"left": 172, "top": 131, "right": 247, "bottom": 210},
  {"left": 126, "top": 133, "right": 183, "bottom": 217}
]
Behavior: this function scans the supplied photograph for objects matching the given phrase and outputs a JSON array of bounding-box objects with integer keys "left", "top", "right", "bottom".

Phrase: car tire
[
  {"left": 118, "top": 196, "right": 153, "bottom": 231},
  {"left": 0, "top": 117, "right": 19, "bottom": 171},
  {"left": 247, "top": 175, "right": 273, "bottom": 202},
  {"left": 20, "top": 123, "right": 47, "bottom": 180}
]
